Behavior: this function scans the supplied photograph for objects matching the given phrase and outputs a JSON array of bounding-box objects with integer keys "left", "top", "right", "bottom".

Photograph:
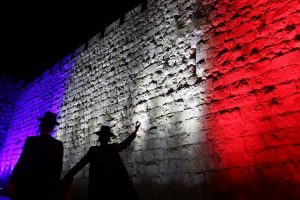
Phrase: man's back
[
  {"left": 9, "top": 134, "right": 63, "bottom": 200},
  {"left": 20, "top": 135, "right": 63, "bottom": 184}
]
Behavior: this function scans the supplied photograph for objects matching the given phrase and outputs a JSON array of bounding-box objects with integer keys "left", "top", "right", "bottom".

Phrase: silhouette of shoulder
[
  {"left": 25, "top": 136, "right": 35, "bottom": 142},
  {"left": 24, "top": 135, "right": 63, "bottom": 151},
  {"left": 50, "top": 136, "right": 63, "bottom": 145}
]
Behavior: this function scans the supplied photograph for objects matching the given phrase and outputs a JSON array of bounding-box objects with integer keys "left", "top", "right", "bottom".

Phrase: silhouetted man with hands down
[
  {"left": 8, "top": 112, "right": 63, "bottom": 200},
  {"left": 63, "top": 122, "right": 141, "bottom": 200}
]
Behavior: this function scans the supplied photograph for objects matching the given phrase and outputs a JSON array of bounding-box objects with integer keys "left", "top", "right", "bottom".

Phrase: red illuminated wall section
[{"left": 196, "top": 0, "right": 300, "bottom": 199}]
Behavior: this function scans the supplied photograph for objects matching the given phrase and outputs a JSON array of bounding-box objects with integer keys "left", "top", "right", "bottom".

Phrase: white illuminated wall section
[{"left": 55, "top": 0, "right": 204, "bottom": 198}]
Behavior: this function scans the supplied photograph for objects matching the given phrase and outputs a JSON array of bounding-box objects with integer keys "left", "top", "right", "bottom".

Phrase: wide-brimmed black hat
[
  {"left": 38, "top": 111, "right": 60, "bottom": 125},
  {"left": 94, "top": 126, "right": 115, "bottom": 137}
]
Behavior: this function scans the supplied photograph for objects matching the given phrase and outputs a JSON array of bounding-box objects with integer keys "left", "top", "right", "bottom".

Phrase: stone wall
[
  {"left": 194, "top": 0, "right": 300, "bottom": 199},
  {"left": 1, "top": 0, "right": 300, "bottom": 199},
  {"left": 0, "top": 75, "right": 23, "bottom": 187},
  {"left": 0, "top": 62, "right": 73, "bottom": 188},
  {"left": 57, "top": 0, "right": 200, "bottom": 199}
]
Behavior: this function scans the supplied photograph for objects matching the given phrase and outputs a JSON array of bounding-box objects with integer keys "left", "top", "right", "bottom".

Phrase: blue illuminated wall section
[
  {"left": 0, "top": 60, "right": 74, "bottom": 187},
  {"left": 0, "top": 75, "right": 24, "bottom": 147},
  {"left": 0, "top": 75, "right": 24, "bottom": 187}
]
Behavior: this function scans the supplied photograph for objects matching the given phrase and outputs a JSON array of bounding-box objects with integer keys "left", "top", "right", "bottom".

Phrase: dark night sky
[{"left": 0, "top": 0, "right": 142, "bottom": 83}]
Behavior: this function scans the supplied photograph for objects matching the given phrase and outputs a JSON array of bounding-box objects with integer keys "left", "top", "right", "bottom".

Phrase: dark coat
[
  {"left": 65, "top": 132, "right": 139, "bottom": 200},
  {"left": 9, "top": 134, "right": 64, "bottom": 200}
]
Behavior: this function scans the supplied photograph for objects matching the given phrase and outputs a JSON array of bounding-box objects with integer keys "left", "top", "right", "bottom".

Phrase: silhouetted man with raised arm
[
  {"left": 63, "top": 122, "right": 141, "bottom": 200},
  {"left": 8, "top": 111, "right": 63, "bottom": 200}
]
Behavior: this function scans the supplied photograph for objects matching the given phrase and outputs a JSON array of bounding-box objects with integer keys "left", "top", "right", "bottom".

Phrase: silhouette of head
[
  {"left": 95, "top": 126, "right": 115, "bottom": 144},
  {"left": 38, "top": 112, "right": 59, "bottom": 134}
]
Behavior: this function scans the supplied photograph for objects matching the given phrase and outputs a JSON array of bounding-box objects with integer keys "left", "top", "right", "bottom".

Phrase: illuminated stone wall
[
  {"left": 56, "top": 0, "right": 201, "bottom": 199},
  {"left": 1, "top": 0, "right": 300, "bottom": 199},
  {"left": 0, "top": 63, "right": 73, "bottom": 188},
  {"left": 195, "top": 0, "right": 300, "bottom": 199},
  {"left": 0, "top": 75, "right": 24, "bottom": 187}
]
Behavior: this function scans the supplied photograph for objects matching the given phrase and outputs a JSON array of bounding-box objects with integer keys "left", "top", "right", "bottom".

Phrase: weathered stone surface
[{"left": 1, "top": 0, "right": 300, "bottom": 199}]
